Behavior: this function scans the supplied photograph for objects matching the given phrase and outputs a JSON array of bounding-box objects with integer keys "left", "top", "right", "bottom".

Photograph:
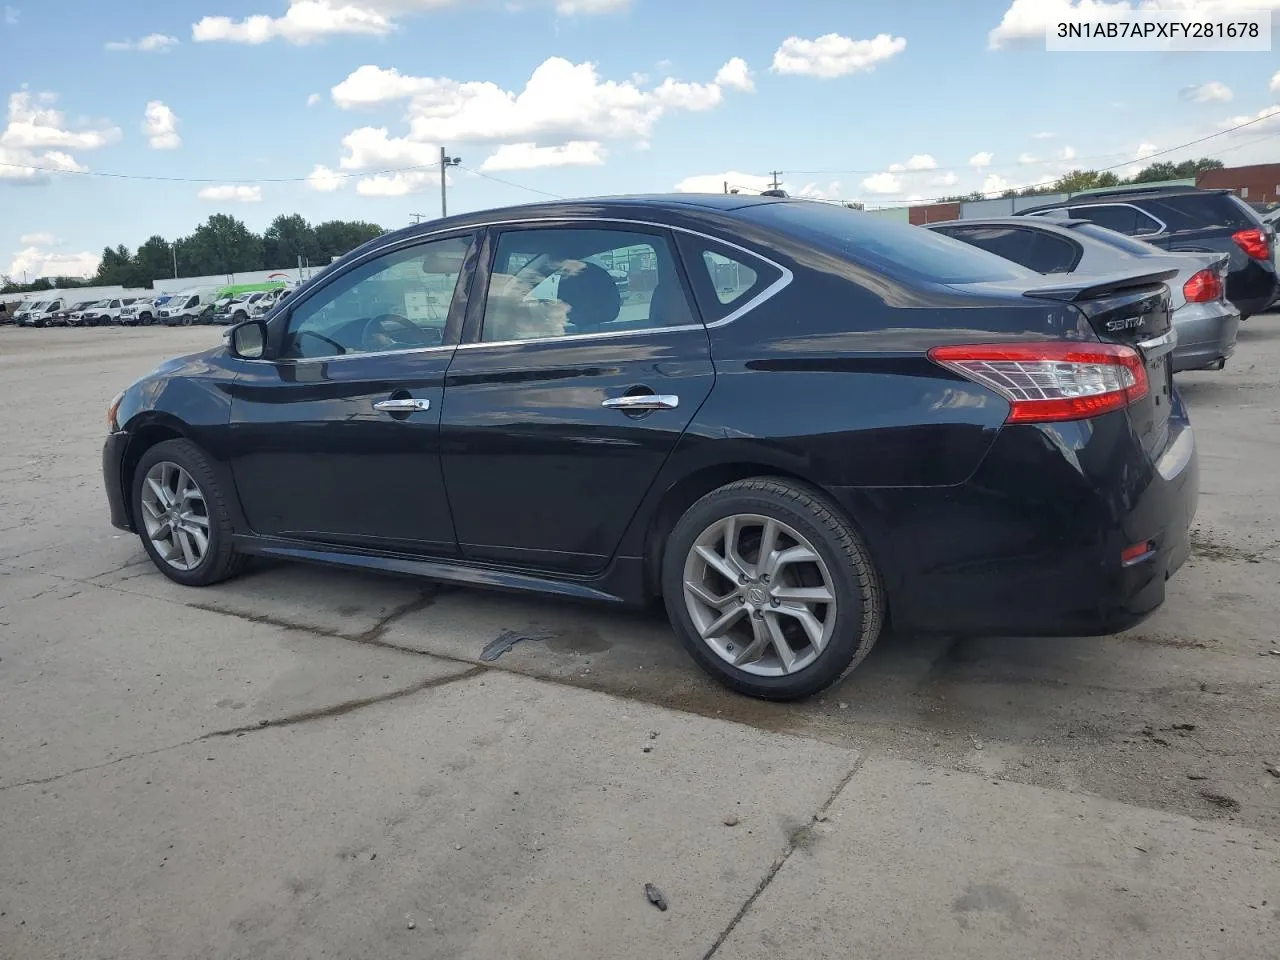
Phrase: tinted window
[
  {"left": 1073, "top": 223, "right": 1164, "bottom": 256},
  {"left": 283, "top": 234, "right": 473, "bottom": 359},
  {"left": 742, "top": 202, "right": 1031, "bottom": 284},
  {"left": 1069, "top": 204, "right": 1162, "bottom": 236},
  {"left": 1136, "top": 192, "right": 1260, "bottom": 232},
  {"left": 480, "top": 228, "right": 696, "bottom": 342},
  {"left": 943, "top": 226, "right": 1079, "bottom": 274},
  {"left": 702, "top": 250, "right": 758, "bottom": 304}
]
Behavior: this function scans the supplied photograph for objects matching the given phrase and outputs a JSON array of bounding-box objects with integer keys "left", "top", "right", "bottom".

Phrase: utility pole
[
  {"left": 171, "top": 241, "right": 178, "bottom": 279},
  {"left": 408, "top": 213, "right": 426, "bottom": 225},
  {"left": 723, "top": 180, "right": 728, "bottom": 194},
  {"left": 439, "top": 147, "right": 462, "bottom": 218},
  {"left": 769, "top": 170, "right": 783, "bottom": 190}
]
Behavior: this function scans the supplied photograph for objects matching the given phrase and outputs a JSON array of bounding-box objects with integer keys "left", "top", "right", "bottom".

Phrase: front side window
[
  {"left": 282, "top": 234, "right": 473, "bottom": 359},
  {"left": 479, "top": 227, "right": 696, "bottom": 343}
]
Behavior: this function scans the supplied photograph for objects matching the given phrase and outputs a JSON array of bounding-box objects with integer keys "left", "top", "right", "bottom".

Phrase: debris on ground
[
  {"left": 1170, "top": 723, "right": 1197, "bottom": 732},
  {"left": 814, "top": 812, "right": 829, "bottom": 823},
  {"left": 642, "top": 745, "right": 653, "bottom": 753},
  {"left": 1198, "top": 790, "right": 1241, "bottom": 811},
  {"left": 407, "top": 921, "right": 416, "bottom": 930},
  {"left": 1187, "top": 773, "right": 1210, "bottom": 781},
  {"left": 479, "top": 629, "right": 556, "bottom": 662},
  {"left": 644, "top": 883, "right": 668, "bottom": 911},
  {"left": 723, "top": 814, "right": 740, "bottom": 827},
  {"left": 648, "top": 731, "right": 659, "bottom": 740},
  {"left": 1265, "top": 765, "right": 1280, "bottom": 778}
]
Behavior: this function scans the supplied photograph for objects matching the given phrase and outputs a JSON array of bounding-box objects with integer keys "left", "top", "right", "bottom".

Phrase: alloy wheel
[
  {"left": 139, "top": 461, "right": 211, "bottom": 571},
  {"left": 682, "top": 513, "right": 836, "bottom": 677}
]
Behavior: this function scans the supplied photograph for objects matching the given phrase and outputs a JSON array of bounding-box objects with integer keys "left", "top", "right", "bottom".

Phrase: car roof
[
  {"left": 928, "top": 216, "right": 1091, "bottom": 232},
  {"left": 1017, "top": 186, "right": 1231, "bottom": 215}
]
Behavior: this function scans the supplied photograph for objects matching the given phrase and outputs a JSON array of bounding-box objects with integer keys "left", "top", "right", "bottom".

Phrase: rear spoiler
[{"left": 1023, "top": 268, "right": 1178, "bottom": 303}]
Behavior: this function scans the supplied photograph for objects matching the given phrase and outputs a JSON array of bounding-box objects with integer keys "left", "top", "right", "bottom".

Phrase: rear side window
[
  {"left": 1135, "top": 192, "right": 1261, "bottom": 232},
  {"left": 1073, "top": 223, "right": 1164, "bottom": 256},
  {"left": 677, "top": 235, "right": 781, "bottom": 322},
  {"left": 742, "top": 202, "right": 1031, "bottom": 284},
  {"left": 939, "top": 225, "right": 1080, "bottom": 274},
  {"left": 1069, "top": 204, "right": 1163, "bottom": 236}
]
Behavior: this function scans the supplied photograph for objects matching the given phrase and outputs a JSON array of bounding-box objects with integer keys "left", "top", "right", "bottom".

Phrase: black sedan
[{"left": 103, "top": 195, "right": 1198, "bottom": 700}]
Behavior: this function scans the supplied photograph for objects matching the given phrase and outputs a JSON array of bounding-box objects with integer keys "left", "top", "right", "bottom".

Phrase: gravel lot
[{"left": 1, "top": 321, "right": 1278, "bottom": 959}]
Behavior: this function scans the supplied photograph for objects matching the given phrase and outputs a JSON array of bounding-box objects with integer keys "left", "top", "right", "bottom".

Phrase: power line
[
  {"left": 461, "top": 165, "right": 566, "bottom": 199},
  {"left": 0, "top": 158, "right": 442, "bottom": 183}
]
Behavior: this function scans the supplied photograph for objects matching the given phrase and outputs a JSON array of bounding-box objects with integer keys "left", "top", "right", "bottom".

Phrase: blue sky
[{"left": 2, "top": 0, "right": 1279, "bottom": 281}]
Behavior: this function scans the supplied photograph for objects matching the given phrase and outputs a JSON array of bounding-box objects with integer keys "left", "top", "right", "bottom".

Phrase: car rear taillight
[
  {"left": 928, "top": 342, "right": 1149, "bottom": 424},
  {"left": 1232, "top": 227, "right": 1271, "bottom": 260},
  {"left": 1182, "top": 268, "right": 1224, "bottom": 303}
]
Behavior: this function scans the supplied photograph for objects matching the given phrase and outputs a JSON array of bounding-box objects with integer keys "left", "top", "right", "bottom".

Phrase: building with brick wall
[{"left": 1196, "top": 163, "right": 1280, "bottom": 204}]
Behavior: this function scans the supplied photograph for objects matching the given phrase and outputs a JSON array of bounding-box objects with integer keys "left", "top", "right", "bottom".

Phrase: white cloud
[
  {"left": 3, "top": 5, "right": 18, "bottom": 25},
  {"left": 330, "top": 56, "right": 730, "bottom": 145},
  {"left": 355, "top": 170, "right": 434, "bottom": 196},
  {"left": 480, "top": 140, "right": 605, "bottom": 170},
  {"left": 1030, "top": 130, "right": 1056, "bottom": 139},
  {"left": 931, "top": 171, "right": 959, "bottom": 186},
  {"left": 969, "top": 151, "right": 994, "bottom": 168},
  {"left": 1272, "top": 69, "right": 1280, "bottom": 93},
  {"left": 982, "top": 173, "right": 1012, "bottom": 195},
  {"left": 143, "top": 101, "right": 180, "bottom": 149},
  {"left": 307, "top": 92, "right": 321, "bottom": 106},
  {"left": 905, "top": 153, "right": 936, "bottom": 170},
  {"left": 989, "top": 0, "right": 1280, "bottom": 49},
  {"left": 195, "top": 0, "right": 625, "bottom": 44},
  {"left": 1134, "top": 141, "right": 1158, "bottom": 159},
  {"left": 7, "top": 245, "right": 97, "bottom": 279},
  {"left": 674, "top": 170, "right": 773, "bottom": 194},
  {"left": 306, "top": 164, "right": 343, "bottom": 191},
  {"left": 888, "top": 163, "right": 905, "bottom": 173},
  {"left": 19, "top": 231, "right": 55, "bottom": 245},
  {"left": 555, "top": 0, "right": 629, "bottom": 11},
  {"left": 714, "top": 57, "right": 754, "bottom": 92},
  {"left": 1181, "top": 80, "right": 1232, "bottom": 103},
  {"left": 0, "top": 88, "right": 117, "bottom": 182},
  {"left": 197, "top": 184, "right": 262, "bottom": 202},
  {"left": 771, "top": 32, "right": 906, "bottom": 79},
  {"left": 105, "top": 33, "right": 179, "bottom": 52},
  {"left": 1058, "top": 144, "right": 1077, "bottom": 161},
  {"left": 1017, "top": 152, "right": 1039, "bottom": 164},
  {"left": 338, "top": 126, "right": 437, "bottom": 169},
  {"left": 862, "top": 171, "right": 903, "bottom": 194},
  {"left": 1220, "top": 104, "right": 1280, "bottom": 130}
]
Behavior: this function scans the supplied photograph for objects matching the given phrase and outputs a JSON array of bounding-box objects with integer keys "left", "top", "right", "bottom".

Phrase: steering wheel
[
  {"left": 294, "top": 329, "right": 346, "bottom": 356},
  {"left": 361, "top": 313, "right": 437, "bottom": 351}
]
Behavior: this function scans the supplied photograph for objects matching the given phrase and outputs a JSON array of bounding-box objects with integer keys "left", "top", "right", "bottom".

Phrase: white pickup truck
[{"left": 74, "top": 297, "right": 138, "bottom": 327}]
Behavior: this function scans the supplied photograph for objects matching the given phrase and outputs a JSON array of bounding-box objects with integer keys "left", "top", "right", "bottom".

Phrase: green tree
[
  {"left": 134, "top": 235, "right": 174, "bottom": 284},
  {"left": 315, "top": 220, "right": 385, "bottom": 262},
  {"left": 263, "top": 213, "right": 322, "bottom": 269},
  {"left": 182, "top": 214, "right": 265, "bottom": 275},
  {"left": 95, "top": 244, "right": 133, "bottom": 285}
]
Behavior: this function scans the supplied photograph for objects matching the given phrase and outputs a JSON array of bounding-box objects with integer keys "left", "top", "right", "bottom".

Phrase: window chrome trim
[
  {"left": 234, "top": 216, "right": 793, "bottom": 361},
  {"left": 1034, "top": 202, "right": 1168, "bottom": 237},
  {"left": 457, "top": 217, "right": 793, "bottom": 350}
]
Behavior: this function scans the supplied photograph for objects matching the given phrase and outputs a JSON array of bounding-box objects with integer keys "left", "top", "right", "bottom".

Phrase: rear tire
[
  {"left": 661, "top": 477, "right": 883, "bottom": 701},
  {"left": 132, "top": 439, "right": 247, "bottom": 587}
]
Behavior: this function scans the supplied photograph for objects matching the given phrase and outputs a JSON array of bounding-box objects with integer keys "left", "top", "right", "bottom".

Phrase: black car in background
[
  {"left": 102, "top": 195, "right": 1197, "bottom": 700},
  {"left": 1018, "top": 186, "right": 1278, "bottom": 319}
]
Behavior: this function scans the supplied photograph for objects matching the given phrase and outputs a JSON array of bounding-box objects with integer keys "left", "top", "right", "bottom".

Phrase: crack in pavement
[
  {"left": 699, "top": 754, "right": 868, "bottom": 960},
  {"left": 0, "top": 666, "right": 488, "bottom": 793},
  {"left": 206, "top": 666, "right": 487, "bottom": 738}
]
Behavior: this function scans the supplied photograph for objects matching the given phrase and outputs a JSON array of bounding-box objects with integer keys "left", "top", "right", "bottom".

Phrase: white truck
[
  {"left": 118, "top": 297, "right": 159, "bottom": 326},
  {"left": 74, "top": 297, "right": 139, "bottom": 327},
  {"left": 14, "top": 295, "right": 74, "bottom": 327},
  {"left": 157, "top": 289, "right": 219, "bottom": 326}
]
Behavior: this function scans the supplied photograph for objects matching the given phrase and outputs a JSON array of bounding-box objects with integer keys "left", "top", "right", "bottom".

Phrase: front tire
[
  {"left": 132, "top": 439, "right": 246, "bottom": 586},
  {"left": 661, "top": 478, "right": 883, "bottom": 701}
]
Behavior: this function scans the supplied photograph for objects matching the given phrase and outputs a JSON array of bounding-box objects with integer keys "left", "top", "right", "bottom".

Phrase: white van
[
  {"left": 157, "top": 290, "right": 218, "bottom": 326},
  {"left": 15, "top": 297, "right": 71, "bottom": 327}
]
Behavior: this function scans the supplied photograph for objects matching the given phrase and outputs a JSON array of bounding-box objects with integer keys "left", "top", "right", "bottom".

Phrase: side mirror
[{"left": 228, "top": 318, "right": 268, "bottom": 360}]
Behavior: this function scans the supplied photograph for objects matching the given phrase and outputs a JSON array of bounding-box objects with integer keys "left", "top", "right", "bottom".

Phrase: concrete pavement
[{"left": 1, "top": 322, "right": 1278, "bottom": 959}]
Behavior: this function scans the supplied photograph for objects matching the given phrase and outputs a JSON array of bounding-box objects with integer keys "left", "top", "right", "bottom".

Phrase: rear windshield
[
  {"left": 1073, "top": 223, "right": 1165, "bottom": 256},
  {"left": 741, "top": 202, "right": 1032, "bottom": 284},
  {"left": 1136, "top": 192, "right": 1261, "bottom": 232}
]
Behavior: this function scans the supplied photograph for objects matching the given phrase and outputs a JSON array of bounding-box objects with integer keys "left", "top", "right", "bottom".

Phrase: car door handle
[
  {"left": 601, "top": 394, "right": 679, "bottom": 411},
  {"left": 373, "top": 398, "right": 431, "bottom": 413}
]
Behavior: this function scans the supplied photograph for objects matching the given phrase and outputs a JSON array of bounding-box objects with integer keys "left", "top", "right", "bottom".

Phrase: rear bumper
[
  {"left": 103, "top": 432, "right": 133, "bottom": 532},
  {"left": 831, "top": 399, "right": 1198, "bottom": 639},
  {"left": 1172, "top": 301, "right": 1239, "bottom": 372},
  {"left": 1226, "top": 259, "right": 1278, "bottom": 318}
]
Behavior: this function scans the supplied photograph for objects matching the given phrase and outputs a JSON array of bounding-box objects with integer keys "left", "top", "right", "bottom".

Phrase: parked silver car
[{"left": 927, "top": 217, "right": 1238, "bottom": 373}]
